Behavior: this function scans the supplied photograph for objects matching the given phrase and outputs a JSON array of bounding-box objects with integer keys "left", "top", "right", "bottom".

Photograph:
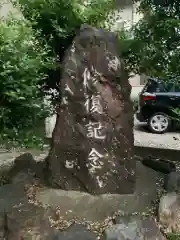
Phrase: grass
[
  {"left": 0, "top": 120, "right": 47, "bottom": 150},
  {"left": 167, "top": 233, "right": 180, "bottom": 240}
]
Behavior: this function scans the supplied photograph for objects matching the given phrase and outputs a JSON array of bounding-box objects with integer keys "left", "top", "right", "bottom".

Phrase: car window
[
  {"left": 163, "top": 82, "right": 174, "bottom": 92},
  {"left": 174, "top": 83, "right": 180, "bottom": 92},
  {"left": 144, "top": 80, "right": 166, "bottom": 93},
  {"left": 163, "top": 82, "right": 180, "bottom": 92}
]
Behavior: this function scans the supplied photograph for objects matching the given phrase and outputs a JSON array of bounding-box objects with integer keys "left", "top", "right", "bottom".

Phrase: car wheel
[{"left": 148, "top": 112, "right": 171, "bottom": 134}]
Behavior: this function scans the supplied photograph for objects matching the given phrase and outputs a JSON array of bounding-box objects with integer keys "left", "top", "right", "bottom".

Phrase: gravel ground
[{"left": 134, "top": 116, "right": 180, "bottom": 150}]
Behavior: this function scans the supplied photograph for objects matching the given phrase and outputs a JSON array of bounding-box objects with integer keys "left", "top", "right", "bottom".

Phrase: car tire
[{"left": 148, "top": 112, "right": 171, "bottom": 134}]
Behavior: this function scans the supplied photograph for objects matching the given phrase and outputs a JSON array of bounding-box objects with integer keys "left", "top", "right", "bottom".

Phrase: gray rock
[
  {"left": 6, "top": 203, "right": 59, "bottom": 239},
  {"left": 0, "top": 183, "right": 28, "bottom": 212},
  {"left": 0, "top": 153, "right": 37, "bottom": 186},
  {"left": 142, "top": 158, "right": 176, "bottom": 174},
  {"left": 8, "top": 153, "right": 45, "bottom": 184},
  {"left": 0, "top": 150, "right": 49, "bottom": 183},
  {"left": 56, "top": 225, "right": 97, "bottom": 240},
  {"left": 0, "top": 183, "right": 97, "bottom": 239},
  {"left": 11, "top": 170, "right": 35, "bottom": 185},
  {"left": 101, "top": 217, "right": 166, "bottom": 240},
  {"left": 114, "top": 214, "right": 138, "bottom": 225},
  {"left": 0, "top": 212, "right": 7, "bottom": 239},
  {"left": 36, "top": 162, "right": 162, "bottom": 222},
  {"left": 164, "top": 171, "right": 180, "bottom": 193},
  {"left": 11, "top": 152, "right": 36, "bottom": 170},
  {"left": 0, "top": 159, "right": 163, "bottom": 239},
  {"left": 46, "top": 24, "right": 135, "bottom": 194},
  {"left": 0, "top": 184, "right": 56, "bottom": 239},
  {"left": 159, "top": 192, "right": 180, "bottom": 233}
]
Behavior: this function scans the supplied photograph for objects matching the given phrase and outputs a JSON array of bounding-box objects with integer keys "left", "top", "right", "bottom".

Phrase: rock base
[
  {"left": 36, "top": 161, "right": 161, "bottom": 222},
  {"left": 0, "top": 153, "right": 165, "bottom": 239},
  {"left": 102, "top": 216, "right": 166, "bottom": 240}
]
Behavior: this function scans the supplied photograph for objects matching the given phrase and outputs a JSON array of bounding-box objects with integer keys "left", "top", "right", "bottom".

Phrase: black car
[{"left": 136, "top": 77, "right": 180, "bottom": 133}]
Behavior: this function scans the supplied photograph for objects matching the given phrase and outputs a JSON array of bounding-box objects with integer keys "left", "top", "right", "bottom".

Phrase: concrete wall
[
  {"left": 113, "top": 1, "right": 144, "bottom": 87},
  {"left": 129, "top": 74, "right": 146, "bottom": 100},
  {"left": 129, "top": 74, "right": 147, "bottom": 86},
  {"left": 113, "top": 1, "right": 142, "bottom": 31},
  {"left": 0, "top": 0, "right": 22, "bottom": 19},
  {"left": 130, "top": 85, "right": 144, "bottom": 101},
  {"left": 129, "top": 74, "right": 141, "bottom": 86}
]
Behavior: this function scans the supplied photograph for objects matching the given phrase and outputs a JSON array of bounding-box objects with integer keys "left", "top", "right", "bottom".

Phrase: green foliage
[
  {"left": 117, "top": 29, "right": 140, "bottom": 74},
  {"left": 167, "top": 233, "right": 180, "bottom": 240},
  {"left": 126, "top": 0, "right": 180, "bottom": 123},
  {"left": 133, "top": 99, "right": 138, "bottom": 112},
  {"left": 0, "top": 123, "right": 46, "bottom": 149},
  {"left": 130, "top": 0, "right": 180, "bottom": 78},
  {"left": 15, "top": 0, "right": 118, "bottom": 88},
  {"left": 0, "top": 17, "right": 55, "bottom": 146},
  {"left": 0, "top": 0, "right": 117, "bottom": 148},
  {"left": 17, "top": 0, "right": 118, "bottom": 54}
]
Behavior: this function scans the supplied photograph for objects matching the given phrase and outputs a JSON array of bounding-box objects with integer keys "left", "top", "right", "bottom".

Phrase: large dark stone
[
  {"left": 164, "top": 171, "right": 180, "bottom": 193},
  {"left": 0, "top": 183, "right": 98, "bottom": 239},
  {"left": 35, "top": 161, "right": 162, "bottom": 222},
  {"left": 46, "top": 24, "right": 135, "bottom": 194},
  {"left": 142, "top": 158, "right": 176, "bottom": 174},
  {"left": 0, "top": 159, "right": 162, "bottom": 239},
  {"left": 0, "top": 183, "right": 28, "bottom": 212},
  {"left": 6, "top": 203, "right": 58, "bottom": 239},
  {"left": 8, "top": 153, "right": 46, "bottom": 185}
]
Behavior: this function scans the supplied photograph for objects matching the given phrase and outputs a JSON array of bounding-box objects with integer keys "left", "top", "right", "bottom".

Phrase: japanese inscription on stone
[
  {"left": 83, "top": 67, "right": 106, "bottom": 172},
  {"left": 46, "top": 25, "right": 135, "bottom": 194},
  {"left": 87, "top": 148, "right": 104, "bottom": 173},
  {"left": 85, "top": 121, "right": 105, "bottom": 139}
]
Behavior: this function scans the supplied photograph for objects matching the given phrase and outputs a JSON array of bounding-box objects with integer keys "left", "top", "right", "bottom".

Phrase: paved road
[{"left": 134, "top": 116, "right": 180, "bottom": 150}]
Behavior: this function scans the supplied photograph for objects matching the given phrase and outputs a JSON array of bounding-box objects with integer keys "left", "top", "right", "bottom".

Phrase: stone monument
[{"left": 45, "top": 24, "right": 135, "bottom": 194}]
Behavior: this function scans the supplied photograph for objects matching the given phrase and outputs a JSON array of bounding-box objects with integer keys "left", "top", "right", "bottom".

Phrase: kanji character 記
[{"left": 85, "top": 121, "right": 106, "bottom": 140}]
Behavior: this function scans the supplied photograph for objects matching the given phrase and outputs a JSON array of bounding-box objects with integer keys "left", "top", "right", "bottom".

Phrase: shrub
[
  {"left": 16, "top": 0, "right": 118, "bottom": 89},
  {"left": 167, "top": 233, "right": 180, "bottom": 240},
  {"left": 0, "top": 17, "right": 55, "bottom": 145},
  {"left": 2, "top": 0, "right": 122, "bottom": 147}
]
